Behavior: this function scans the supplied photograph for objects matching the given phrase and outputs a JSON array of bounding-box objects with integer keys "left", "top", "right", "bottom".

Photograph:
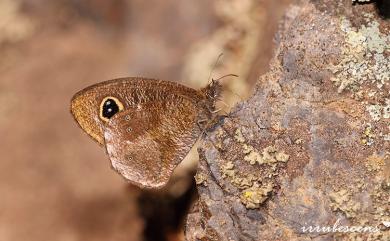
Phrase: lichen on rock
[
  {"left": 240, "top": 183, "right": 273, "bottom": 209},
  {"left": 328, "top": 13, "right": 389, "bottom": 144},
  {"left": 329, "top": 189, "right": 361, "bottom": 218}
]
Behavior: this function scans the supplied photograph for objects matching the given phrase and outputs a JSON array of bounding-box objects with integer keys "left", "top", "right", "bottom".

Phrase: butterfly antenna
[
  {"left": 208, "top": 53, "right": 224, "bottom": 85},
  {"left": 212, "top": 74, "right": 239, "bottom": 82}
]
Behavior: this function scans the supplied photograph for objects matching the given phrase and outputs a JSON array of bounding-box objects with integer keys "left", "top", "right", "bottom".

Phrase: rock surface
[{"left": 186, "top": 0, "right": 389, "bottom": 240}]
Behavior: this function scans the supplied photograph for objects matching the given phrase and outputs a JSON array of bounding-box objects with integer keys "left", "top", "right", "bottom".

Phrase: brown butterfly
[{"left": 70, "top": 77, "right": 221, "bottom": 188}]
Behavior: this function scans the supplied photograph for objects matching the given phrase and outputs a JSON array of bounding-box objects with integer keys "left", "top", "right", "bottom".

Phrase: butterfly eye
[{"left": 99, "top": 96, "right": 124, "bottom": 122}]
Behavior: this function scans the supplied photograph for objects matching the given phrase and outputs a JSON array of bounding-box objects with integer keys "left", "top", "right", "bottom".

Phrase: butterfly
[{"left": 70, "top": 77, "right": 221, "bottom": 188}]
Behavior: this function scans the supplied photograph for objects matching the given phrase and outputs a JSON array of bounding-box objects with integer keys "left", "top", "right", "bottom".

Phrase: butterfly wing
[{"left": 103, "top": 98, "right": 202, "bottom": 188}]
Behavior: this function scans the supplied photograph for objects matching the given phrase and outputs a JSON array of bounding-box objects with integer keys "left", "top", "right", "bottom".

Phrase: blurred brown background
[{"left": 0, "top": 0, "right": 291, "bottom": 240}]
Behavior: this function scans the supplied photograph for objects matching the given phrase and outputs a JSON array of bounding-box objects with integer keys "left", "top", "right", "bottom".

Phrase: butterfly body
[{"left": 71, "top": 77, "right": 220, "bottom": 188}]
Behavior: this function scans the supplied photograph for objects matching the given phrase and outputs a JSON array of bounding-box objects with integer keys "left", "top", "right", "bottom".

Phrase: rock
[{"left": 185, "top": 0, "right": 390, "bottom": 240}]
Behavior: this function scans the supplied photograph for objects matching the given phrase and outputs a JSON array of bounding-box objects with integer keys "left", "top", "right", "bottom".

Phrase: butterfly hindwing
[{"left": 103, "top": 99, "right": 202, "bottom": 188}]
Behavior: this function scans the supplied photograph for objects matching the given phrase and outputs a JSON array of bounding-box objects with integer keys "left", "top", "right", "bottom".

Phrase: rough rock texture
[{"left": 186, "top": 0, "right": 389, "bottom": 240}]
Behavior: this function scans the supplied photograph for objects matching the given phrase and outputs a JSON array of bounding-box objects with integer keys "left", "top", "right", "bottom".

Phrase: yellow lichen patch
[
  {"left": 221, "top": 144, "right": 291, "bottom": 209},
  {"left": 361, "top": 124, "right": 375, "bottom": 146},
  {"left": 195, "top": 172, "right": 208, "bottom": 186},
  {"left": 234, "top": 128, "right": 245, "bottom": 143},
  {"left": 329, "top": 189, "right": 361, "bottom": 218},
  {"left": 261, "top": 146, "right": 278, "bottom": 164},
  {"left": 240, "top": 183, "right": 273, "bottom": 209},
  {"left": 275, "top": 152, "right": 290, "bottom": 162},
  {"left": 221, "top": 161, "right": 235, "bottom": 178},
  {"left": 243, "top": 145, "right": 290, "bottom": 165},
  {"left": 220, "top": 159, "right": 258, "bottom": 189},
  {"left": 231, "top": 174, "right": 257, "bottom": 189},
  {"left": 242, "top": 144, "right": 253, "bottom": 154},
  {"left": 213, "top": 128, "right": 225, "bottom": 149},
  {"left": 216, "top": 128, "right": 224, "bottom": 138},
  {"left": 244, "top": 148, "right": 263, "bottom": 165},
  {"left": 294, "top": 138, "right": 303, "bottom": 144},
  {"left": 222, "top": 140, "right": 289, "bottom": 209}
]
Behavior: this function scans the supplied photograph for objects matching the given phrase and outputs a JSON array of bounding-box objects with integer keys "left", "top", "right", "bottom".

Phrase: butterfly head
[{"left": 70, "top": 85, "right": 126, "bottom": 145}]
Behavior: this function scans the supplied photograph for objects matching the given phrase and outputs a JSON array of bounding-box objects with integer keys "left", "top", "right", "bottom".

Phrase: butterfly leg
[
  {"left": 211, "top": 108, "right": 222, "bottom": 114},
  {"left": 196, "top": 119, "right": 208, "bottom": 131}
]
